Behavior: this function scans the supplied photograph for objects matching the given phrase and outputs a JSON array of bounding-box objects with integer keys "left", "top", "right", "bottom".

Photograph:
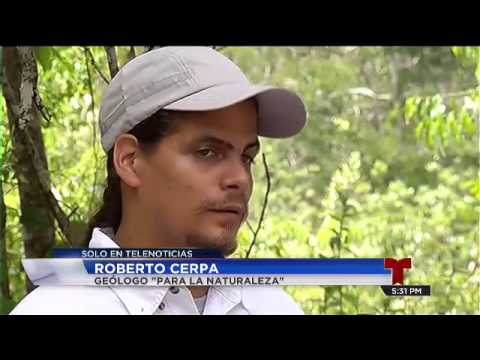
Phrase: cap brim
[{"left": 163, "top": 83, "right": 307, "bottom": 138}]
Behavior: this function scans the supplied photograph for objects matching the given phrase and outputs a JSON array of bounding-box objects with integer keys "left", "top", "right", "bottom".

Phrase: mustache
[{"left": 196, "top": 196, "right": 249, "bottom": 218}]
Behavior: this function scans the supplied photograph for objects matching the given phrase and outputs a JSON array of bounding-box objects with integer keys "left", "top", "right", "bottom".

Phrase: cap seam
[
  {"left": 162, "top": 80, "right": 251, "bottom": 108},
  {"left": 101, "top": 96, "right": 128, "bottom": 133},
  {"left": 171, "top": 50, "right": 201, "bottom": 88},
  {"left": 101, "top": 71, "right": 191, "bottom": 134}
]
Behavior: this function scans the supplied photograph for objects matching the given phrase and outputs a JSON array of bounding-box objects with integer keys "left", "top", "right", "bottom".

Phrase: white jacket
[{"left": 10, "top": 228, "right": 304, "bottom": 315}]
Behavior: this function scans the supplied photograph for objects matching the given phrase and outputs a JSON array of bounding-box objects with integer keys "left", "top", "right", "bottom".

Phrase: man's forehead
[
  {"left": 170, "top": 105, "right": 259, "bottom": 145},
  {"left": 193, "top": 134, "right": 260, "bottom": 150}
]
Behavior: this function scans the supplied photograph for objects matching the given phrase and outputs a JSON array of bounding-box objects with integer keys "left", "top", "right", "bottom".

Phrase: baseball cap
[{"left": 99, "top": 46, "right": 307, "bottom": 152}]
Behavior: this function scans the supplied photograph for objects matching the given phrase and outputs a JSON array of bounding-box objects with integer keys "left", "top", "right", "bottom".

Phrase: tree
[
  {"left": 0, "top": 47, "right": 10, "bottom": 311},
  {"left": 3, "top": 47, "right": 57, "bottom": 293}
]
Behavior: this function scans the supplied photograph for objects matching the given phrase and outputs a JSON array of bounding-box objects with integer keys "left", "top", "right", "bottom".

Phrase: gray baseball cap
[{"left": 99, "top": 46, "right": 307, "bottom": 152}]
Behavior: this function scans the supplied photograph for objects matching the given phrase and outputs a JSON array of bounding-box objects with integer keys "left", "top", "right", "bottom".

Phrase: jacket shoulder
[
  {"left": 241, "top": 287, "right": 304, "bottom": 315},
  {"left": 10, "top": 286, "right": 126, "bottom": 315}
]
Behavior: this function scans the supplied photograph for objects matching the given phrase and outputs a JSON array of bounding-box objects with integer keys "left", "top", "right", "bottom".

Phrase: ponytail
[
  {"left": 84, "top": 151, "right": 122, "bottom": 243},
  {"left": 84, "top": 110, "right": 178, "bottom": 244}
]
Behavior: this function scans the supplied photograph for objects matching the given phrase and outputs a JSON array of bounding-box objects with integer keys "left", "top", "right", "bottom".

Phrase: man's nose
[{"left": 220, "top": 157, "right": 252, "bottom": 193}]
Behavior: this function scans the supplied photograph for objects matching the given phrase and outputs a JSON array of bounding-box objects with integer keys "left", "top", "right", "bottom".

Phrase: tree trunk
[
  {"left": 2, "top": 47, "right": 55, "bottom": 294},
  {"left": 0, "top": 150, "right": 10, "bottom": 312},
  {"left": 388, "top": 51, "right": 409, "bottom": 137},
  {"left": 104, "top": 47, "right": 119, "bottom": 79},
  {"left": 0, "top": 47, "right": 11, "bottom": 313}
]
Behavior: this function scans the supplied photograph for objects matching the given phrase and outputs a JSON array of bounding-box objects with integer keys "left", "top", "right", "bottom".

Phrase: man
[{"left": 11, "top": 46, "right": 307, "bottom": 315}]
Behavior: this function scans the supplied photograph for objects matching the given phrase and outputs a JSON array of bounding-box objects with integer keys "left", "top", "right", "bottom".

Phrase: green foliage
[
  {"left": 231, "top": 47, "right": 479, "bottom": 314},
  {"left": 34, "top": 47, "right": 55, "bottom": 72},
  {"left": 2, "top": 46, "right": 479, "bottom": 314},
  {"left": 1, "top": 84, "right": 4, "bottom": 166},
  {"left": 38, "top": 47, "right": 107, "bottom": 225}
]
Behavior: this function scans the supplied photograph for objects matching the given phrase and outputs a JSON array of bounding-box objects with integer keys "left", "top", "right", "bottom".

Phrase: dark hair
[{"left": 84, "top": 110, "right": 178, "bottom": 244}]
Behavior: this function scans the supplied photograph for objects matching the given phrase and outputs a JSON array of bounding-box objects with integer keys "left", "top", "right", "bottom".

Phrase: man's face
[{"left": 137, "top": 100, "right": 259, "bottom": 255}]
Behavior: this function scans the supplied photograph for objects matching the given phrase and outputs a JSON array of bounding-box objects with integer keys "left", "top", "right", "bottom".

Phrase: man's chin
[
  {"left": 217, "top": 240, "right": 238, "bottom": 256},
  {"left": 204, "top": 236, "right": 238, "bottom": 256},
  {"left": 186, "top": 232, "right": 238, "bottom": 256}
]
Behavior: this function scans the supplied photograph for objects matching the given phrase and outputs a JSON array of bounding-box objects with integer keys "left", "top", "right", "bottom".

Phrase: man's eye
[
  {"left": 242, "top": 154, "right": 255, "bottom": 165},
  {"left": 198, "top": 148, "right": 220, "bottom": 159}
]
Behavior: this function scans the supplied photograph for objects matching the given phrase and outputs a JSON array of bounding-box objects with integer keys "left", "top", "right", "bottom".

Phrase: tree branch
[
  {"left": 246, "top": 220, "right": 255, "bottom": 236},
  {"left": 104, "top": 47, "right": 119, "bottom": 79},
  {"left": 83, "top": 47, "right": 110, "bottom": 85},
  {"left": 84, "top": 48, "right": 99, "bottom": 217},
  {"left": 128, "top": 46, "right": 136, "bottom": 62},
  {"left": 246, "top": 153, "right": 271, "bottom": 258}
]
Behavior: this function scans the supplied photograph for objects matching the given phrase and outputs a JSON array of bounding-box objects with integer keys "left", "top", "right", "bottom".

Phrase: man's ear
[{"left": 113, "top": 134, "right": 142, "bottom": 188}]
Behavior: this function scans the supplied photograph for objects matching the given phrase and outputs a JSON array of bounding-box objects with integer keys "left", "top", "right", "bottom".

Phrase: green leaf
[{"left": 35, "top": 47, "right": 55, "bottom": 72}]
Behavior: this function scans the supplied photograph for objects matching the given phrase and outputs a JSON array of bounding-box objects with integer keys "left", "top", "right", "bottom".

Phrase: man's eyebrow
[
  {"left": 245, "top": 139, "right": 260, "bottom": 151},
  {"left": 196, "top": 135, "right": 260, "bottom": 152}
]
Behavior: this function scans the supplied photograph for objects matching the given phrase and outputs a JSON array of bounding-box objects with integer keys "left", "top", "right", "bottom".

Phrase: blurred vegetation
[{"left": 1, "top": 46, "right": 479, "bottom": 314}]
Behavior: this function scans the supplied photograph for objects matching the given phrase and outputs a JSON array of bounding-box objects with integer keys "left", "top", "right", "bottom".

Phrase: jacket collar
[{"left": 89, "top": 227, "right": 242, "bottom": 315}]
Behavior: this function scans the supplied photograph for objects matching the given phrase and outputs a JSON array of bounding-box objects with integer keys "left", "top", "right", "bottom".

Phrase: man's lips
[{"left": 208, "top": 205, "right": 246, "bottom": 221}]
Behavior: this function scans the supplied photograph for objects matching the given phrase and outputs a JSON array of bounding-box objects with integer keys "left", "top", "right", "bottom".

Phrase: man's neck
[
  {"left": 115, "top": 219, "right": 179, "bottom": 248},
  {"left": 115, "top": 222, "right": 209, "bottom": 299},
  {"left": 188, "top": 286, "right": 208, "bottom": 298}
]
